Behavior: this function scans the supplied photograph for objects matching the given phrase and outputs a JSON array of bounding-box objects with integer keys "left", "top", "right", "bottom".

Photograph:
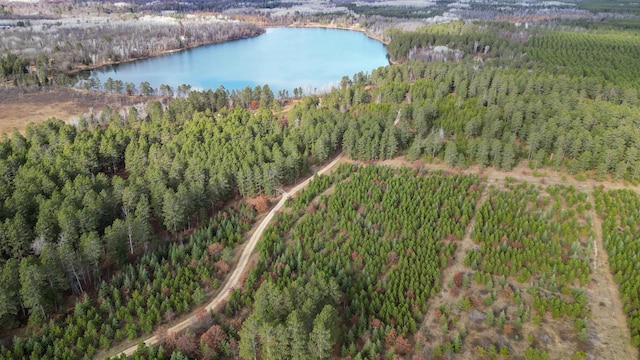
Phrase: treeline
[
  {"left": 386, "top": 19, "right": 640, "bottom": 91},
  {"left": 0, "top": 53, "right": 29, "bottom": 82},
  {"left": 576, "top": 0, "right": 640, "bottom": 15},
  {"left": 385, "top": 21, "right": 525, "bottom": 63},
  {"left": 344, "top": 3, "right": 444, "bottom": 19}
]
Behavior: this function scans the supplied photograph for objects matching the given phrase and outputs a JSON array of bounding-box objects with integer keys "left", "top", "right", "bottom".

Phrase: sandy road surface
[{"left": 109, "top": 153, "right": 343, "bottom": 359}]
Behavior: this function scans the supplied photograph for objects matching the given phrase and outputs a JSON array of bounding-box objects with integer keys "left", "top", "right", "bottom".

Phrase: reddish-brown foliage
[
  {"left": 433, "top": 309, "right": 443, "bottom": 319},
  {"left": 470, "top": 293, "right": 483, "bottom": 309},
  {"left": 207, "top": 243, "right": 225, "bottom": 256},
  {"left": 157, "top": 326, "right": 177, "bottom": 353},
  {"left": 163, "top": 309, "right": 176, "bottom": 322},
  {"left": 229, "top": 339, "right": 239, "bottom": 358},
  {"left": 500, "top": 285, "right": 514, "bottom": 299},
  {"left": 453, "top": 272, "right": 464, "bottom": 288},
  {"left": 254, "top": 195, "right": 270, "bottom": 212},
  {"left": 229, "top": 316, "right": 244, "bottom": 331},
  {"left": 395, "top": 335, "right": 411, "bottom": 355},
  {"left": 200, "top": 325, "right": 227, "bottom": 353},
  {"left": 388, "top": 251, "right": 399, "bottom": 265},
  {"left": 406, "top": 289, "right": 415, "bottom": 299},
  {"left": 386, "top": 328, "right": 398, "bottom": 345},
  {"left": 176, "top": 331, "right": 199, "bottom": 358},
  {"left": 194, "top": 308, "right": 212, "bottom": 330},
  {"left": 372, "top": 318, "right": 382, "bottom": 329},
  {"left": 504, "top": 323, "right": 515, "bottom": 336},
  {"left": 215, "top": 260, "right": 230, "bottom": 276}
]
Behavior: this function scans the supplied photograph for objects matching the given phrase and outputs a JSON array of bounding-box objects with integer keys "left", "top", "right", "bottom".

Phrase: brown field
[{"left": 0, "top": 86, "right": 149, "bottom": 135}]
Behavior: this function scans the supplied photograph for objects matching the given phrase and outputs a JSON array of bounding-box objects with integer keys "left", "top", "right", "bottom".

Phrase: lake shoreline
[
  {"left": 279, "top": 22, "right": 388, "bottom": 45},
  {"left": 70, "top": 21, "right": 390, "bottom": 79},
  {"left": 275, "top": 22, "right": 395, "bottom": 65},
  {"left": 66, "top": 29, "right": 266, "bottom": 76},
  {"left": 90, "top": 26, "right": 389, "bottom": 94}
]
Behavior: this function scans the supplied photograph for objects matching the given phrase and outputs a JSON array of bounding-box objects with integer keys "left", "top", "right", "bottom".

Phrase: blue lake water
[{"left": 90, "top": 27, "right": 389, "bottom": 94}]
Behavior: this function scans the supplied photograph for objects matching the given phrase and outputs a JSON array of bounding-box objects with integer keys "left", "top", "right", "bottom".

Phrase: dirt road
[
  {"left": 108, "top": 154, "right": 638, "bottom": 359},
  {"left": 108, "top": 153, "right": 344, "bottom": 359}
]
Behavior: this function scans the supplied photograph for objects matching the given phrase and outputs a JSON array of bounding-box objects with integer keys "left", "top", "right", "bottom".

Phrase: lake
[{"left": 90, "top": 27, "right": 389, "bottom": 94}]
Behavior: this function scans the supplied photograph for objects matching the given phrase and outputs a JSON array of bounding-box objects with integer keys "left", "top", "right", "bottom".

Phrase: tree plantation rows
[
  {"left": 386, "top": 20, "right": 640, "bottom": 89},
  {"left": 595, "top": 189, "right": 640, "bottom": 348},
  {"left": 527, "top": 30, "right": 640, "bottom": 88},
  {"left": 237, "top": 166, "right": 481, "bottom": 359},
  {"left": 457, "top": 181, "right": 593, "bottom": 358},
  {"left": 109, "top": 170, "right": 638, "bottom": 360}
]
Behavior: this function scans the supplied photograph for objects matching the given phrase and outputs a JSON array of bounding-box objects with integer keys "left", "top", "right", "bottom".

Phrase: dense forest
[
  {"left": 2, "top": 15, "right": 640, "bottom": 360},
  {"left": 0, "top": 87, "right": 340, "bottom": 358}
]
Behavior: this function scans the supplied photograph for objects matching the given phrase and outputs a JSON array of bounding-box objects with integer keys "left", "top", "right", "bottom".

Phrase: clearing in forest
[{"left": 420, "top": 179, "right": 595, "bottom": 359}]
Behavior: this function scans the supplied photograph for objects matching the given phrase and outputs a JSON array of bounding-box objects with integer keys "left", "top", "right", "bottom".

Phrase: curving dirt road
[{"left": 108, "top": 153, "right": 344, "bottom": 359}]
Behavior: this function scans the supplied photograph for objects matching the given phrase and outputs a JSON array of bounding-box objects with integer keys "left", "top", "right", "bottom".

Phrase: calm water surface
[{"left": 91, "top": 27, "right": 388, "bottom": 94}]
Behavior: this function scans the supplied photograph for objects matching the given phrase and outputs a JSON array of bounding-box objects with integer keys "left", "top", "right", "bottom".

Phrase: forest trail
[
  {"left": 107, "top": 155, "right": 638, "bottom": 359},
  {"left": 378, "top": 157, "right": 640, "bottom": 196},
  {"left": 376, "top": 157, "right": 638, "bottom": 359},
  {"left": 418, "top": 184, "right": 489, "bottom": 344},
  {"left": 584, "top": 192, "right": 638, "bottom": 360},
  {"left": 106, "top": 153, "right": 344, "bottom": 359}
]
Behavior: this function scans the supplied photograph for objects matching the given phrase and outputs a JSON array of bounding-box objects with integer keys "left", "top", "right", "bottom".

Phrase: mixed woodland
[
  {"left": 0, "top": 18, "right": 264, "bottom": 87},
  {"left": 1, "top": 15, "right": 640, "bottom": 360}
]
